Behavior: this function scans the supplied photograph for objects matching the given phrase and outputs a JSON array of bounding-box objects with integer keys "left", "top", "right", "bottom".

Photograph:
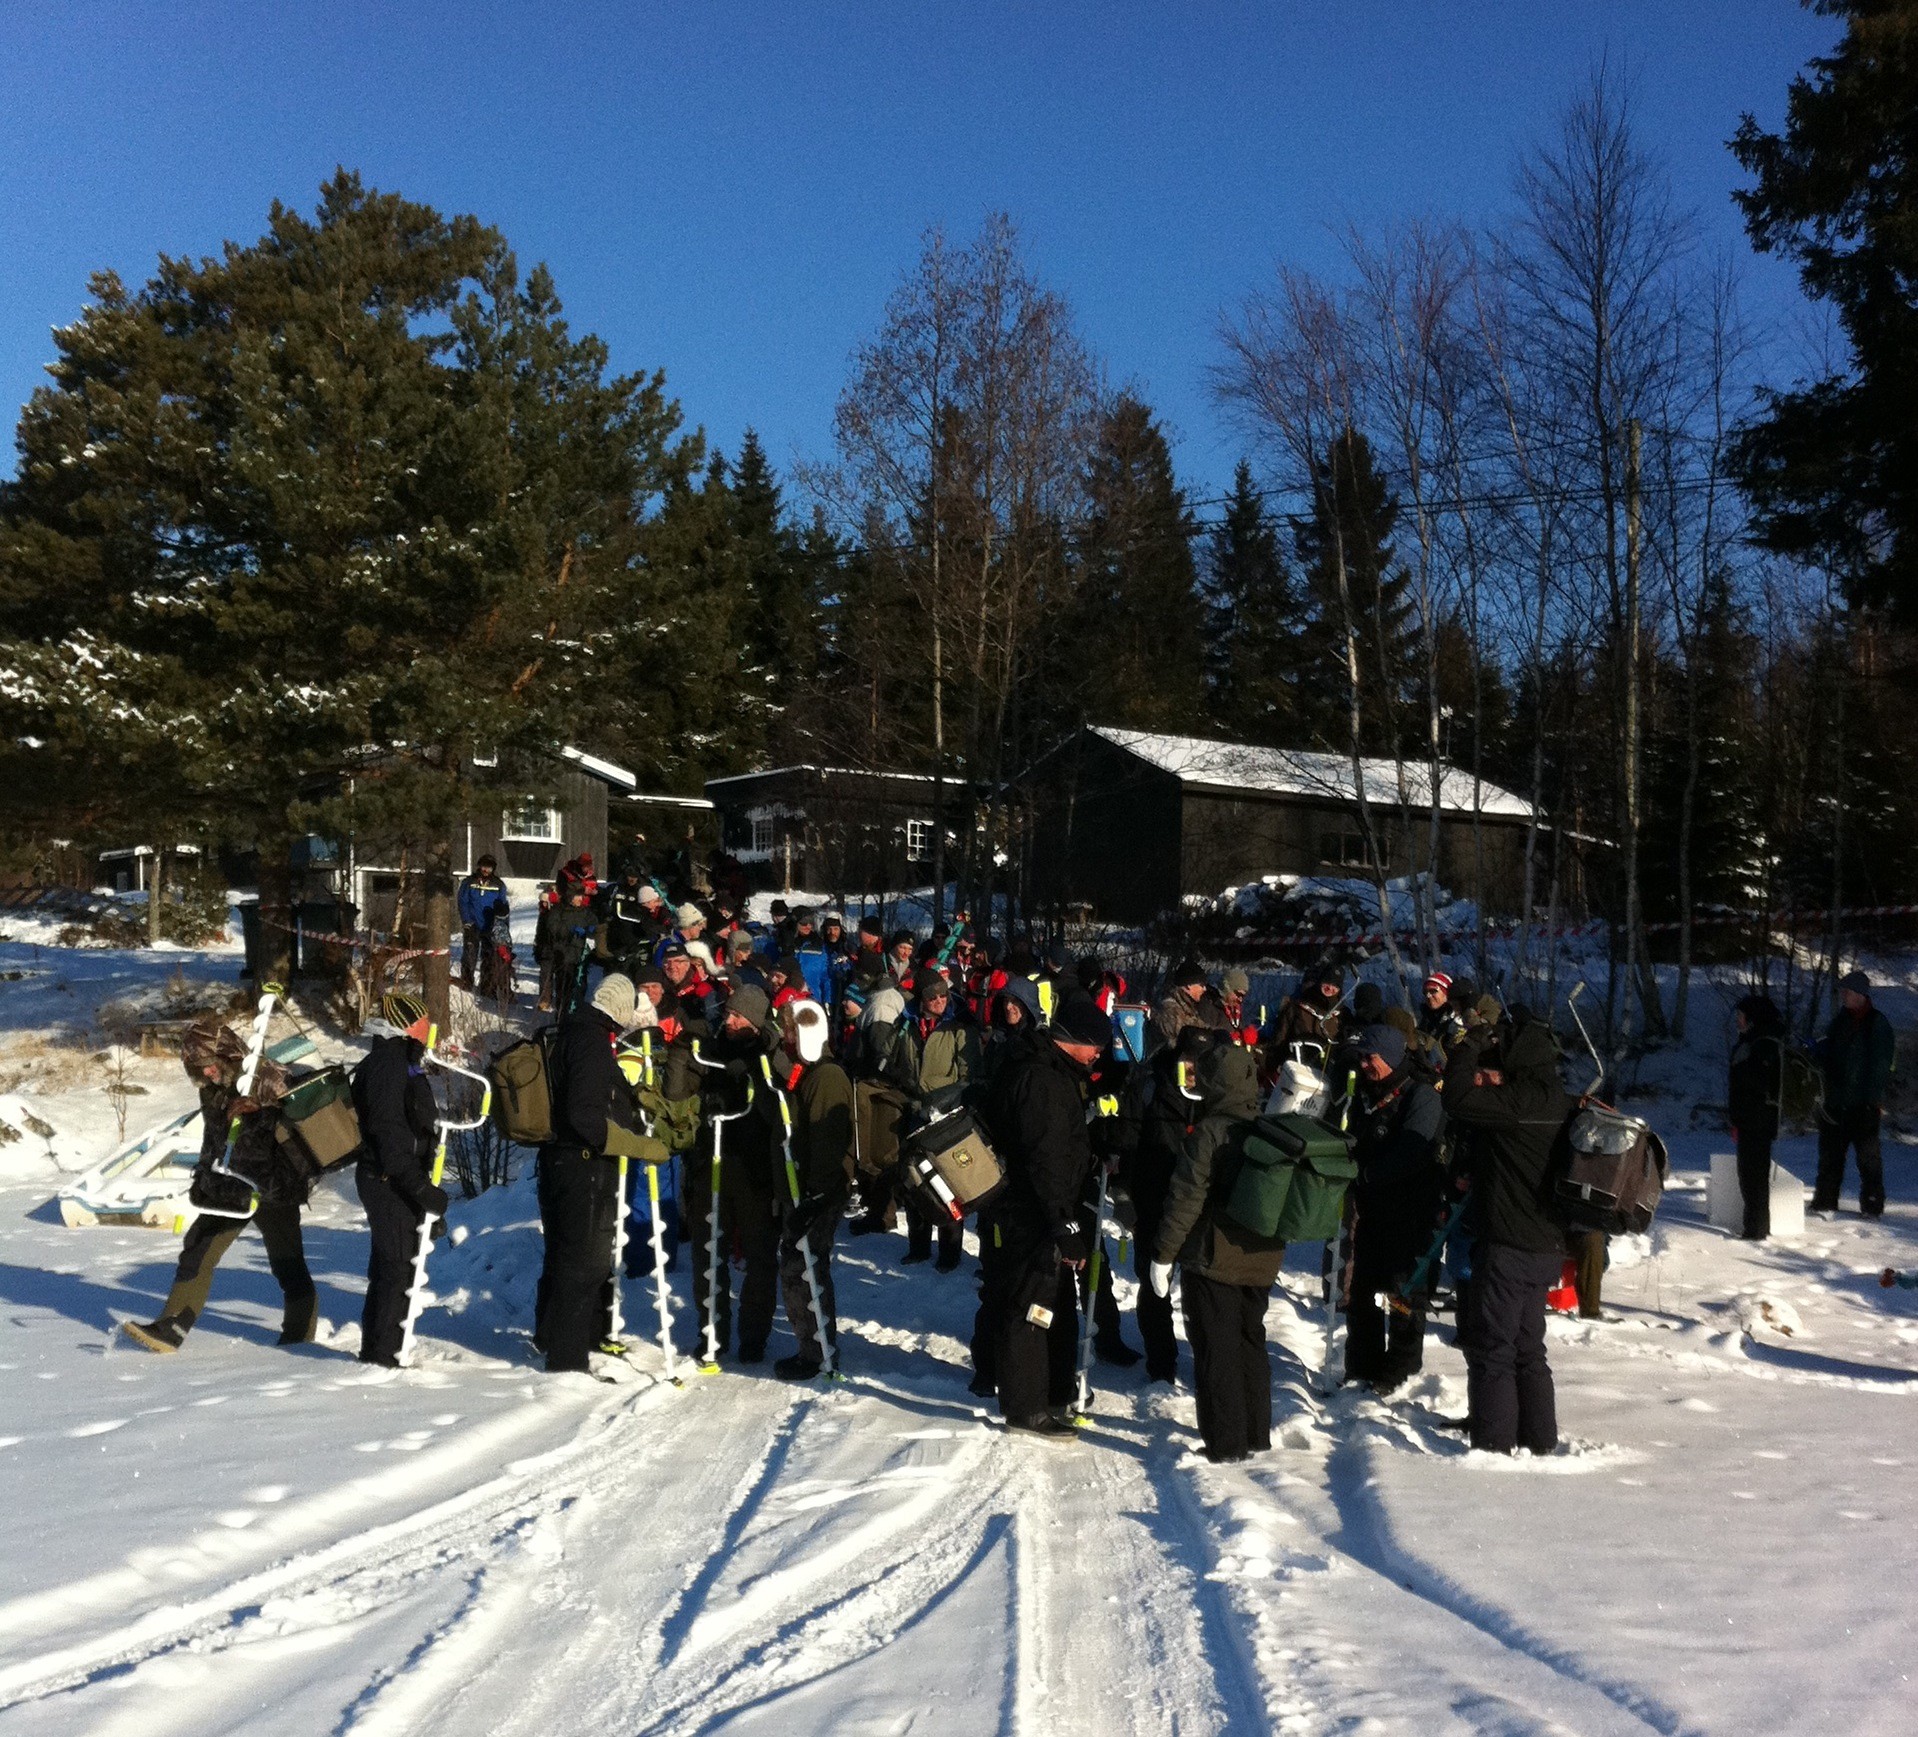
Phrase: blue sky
[{"left": 0, "top": 2, "right": 1837, "bottom": 502}]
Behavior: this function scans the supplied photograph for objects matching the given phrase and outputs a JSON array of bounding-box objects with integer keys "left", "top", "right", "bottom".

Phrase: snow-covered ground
[{"left": 2, "top": 929, "right": 1917, "bottom": 1734}]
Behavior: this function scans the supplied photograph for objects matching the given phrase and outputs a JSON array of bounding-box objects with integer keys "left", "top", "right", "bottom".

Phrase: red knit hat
[{"left": 1425, "top": 971, "right": 1453, "bottom": 996}]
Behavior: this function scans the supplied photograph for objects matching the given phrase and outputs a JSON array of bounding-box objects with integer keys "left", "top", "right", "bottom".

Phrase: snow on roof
[
  {"left": 1091, "top": 726, "right": 1534, "bottom": 819},
  {"left": 705, "top": 764, "right": 935, "bottom": 789},
  {"left": 559, "top": 744, "right": 637, "bottom": 790}
]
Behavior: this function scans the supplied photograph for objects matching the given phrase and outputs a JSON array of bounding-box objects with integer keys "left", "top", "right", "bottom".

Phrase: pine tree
[
  {"left": 1072, "top": 395, "right": 1204, "bottom": 732},
  {"left": 1732, "top": 3, "right": 1918, "bottom": 615},
  {"left": 1290, "top": 429, "right": 1417, "bottom": 755},
  {"left": 1203, "top": 459, "right": 1303, "bottom": 743},
  {"left": 0, "top": 173, "right": 694, "bottom": 963}
]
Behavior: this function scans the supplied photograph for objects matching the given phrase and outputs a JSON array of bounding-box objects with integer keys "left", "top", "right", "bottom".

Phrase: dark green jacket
[
  {"left": 1155, "top": 1046, "right": 1286, "bottom": 1287},
  {"left": 1821, "top": 1004, "right": 1896, "bottom": 1113},
  {"left": 791, "top": 1058, "right": 856, "bottom": 1196}
]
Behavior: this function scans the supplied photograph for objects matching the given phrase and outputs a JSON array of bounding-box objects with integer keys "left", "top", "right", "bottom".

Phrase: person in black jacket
[
  {"left": 352, "top": 992, "right": 446, "bottom": 1368},
  {"left": 123, "top": 1014, "right": 315, "bottom": 1354},
  {"left": 1442, "top": 1012, "right": 1574, "bottom": 1454},
  {"left": 687, "top": 985, "right": 783, "bottom": 1363},
  {"left": 976, "top": 990, "right": 1110, "bottom": 1444},
  {"left": 1343, "top": 1025, "right": 1445, "bottom": 1391},
  {"left": 1728, "top": 994, "right": 1786, "bottom": 1240},
  {"left": 1812, "top": 970, "right": 1897, "bottom": 1218},
  {"left": 535, "top": 972, "right": 665, "bottom": 1374},
  {"left": 595, "top": 869, "right": 666, "bottom": 973}
]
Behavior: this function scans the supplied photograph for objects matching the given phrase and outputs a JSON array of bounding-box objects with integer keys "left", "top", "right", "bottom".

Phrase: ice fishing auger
[
  {"left": 760, "top": 1054, "right": 836, "bottom": 1379},
  {"left": 690, "top": 1042, "right": 753, "bottom": 1374},
  {"left": 395, "top": 1030, "right": 492, "bottom": 1368},
  {"left": 617, "top": 1029, "right": 680, "bottom": 1384}
]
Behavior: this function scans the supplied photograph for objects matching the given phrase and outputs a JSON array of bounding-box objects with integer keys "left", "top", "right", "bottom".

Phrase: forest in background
[{"left": 2, "top": 5, "right": 1915, "bottom": 1050}]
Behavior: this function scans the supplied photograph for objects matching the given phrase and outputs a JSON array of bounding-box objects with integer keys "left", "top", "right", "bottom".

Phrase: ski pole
[
  {"left": 690, "top": 1042, "right": 752, "bottom": 1373},
  {"left": 762, "top": 1055, "right": 835, "bottom": 1377},
  {"left": 1071, "top": 1166, "right": 1110, "bottom": 1420},
  {"left": 1567, "top": 981, "right": 1605, "bottom": 1098},
  {"left": 397, "top": 1037, "right": 491, "bottom": 1367}
]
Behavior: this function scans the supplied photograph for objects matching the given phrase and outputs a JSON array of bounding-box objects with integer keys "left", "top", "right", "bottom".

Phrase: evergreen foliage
[
  {"left": 1731, "top": 0, "right": 1918, "bottom": 614},
  {"left": 1203, "top": 460, "right": 1303, "bottom": 743}
]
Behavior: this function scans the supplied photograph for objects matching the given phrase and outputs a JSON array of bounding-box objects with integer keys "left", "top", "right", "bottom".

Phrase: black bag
[
  {"left": 1554, "top": 1103, "right": 1668, "bottom": 1234},
  {"left": 901, "top": 1105, "right": 1005, "bottom": 1222}
]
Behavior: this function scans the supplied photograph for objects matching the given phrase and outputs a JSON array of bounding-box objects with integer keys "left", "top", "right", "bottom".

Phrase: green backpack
[{"left": 1225, "top": 1112, "right": 1357, "bottom": 1243}]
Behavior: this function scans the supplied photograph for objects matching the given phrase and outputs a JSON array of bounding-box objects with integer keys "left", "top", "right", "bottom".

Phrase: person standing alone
[{"left": 1812, "top": 970, "right": 1896, "bottom": 1218}]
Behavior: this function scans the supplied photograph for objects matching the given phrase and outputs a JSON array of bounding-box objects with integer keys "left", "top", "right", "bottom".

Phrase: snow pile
[{"left": 1183, "top": 872, "right": 1481, "bottom": 949}]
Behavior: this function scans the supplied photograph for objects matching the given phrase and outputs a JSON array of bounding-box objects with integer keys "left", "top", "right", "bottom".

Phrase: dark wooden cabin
[{"left": 1025, "top": 726, "right": 1542, "bottom": 926}]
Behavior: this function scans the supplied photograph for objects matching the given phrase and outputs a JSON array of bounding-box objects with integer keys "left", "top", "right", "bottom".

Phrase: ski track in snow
[{"left": 5, "top": 1108, "right": 1918, "bottom": 1732}]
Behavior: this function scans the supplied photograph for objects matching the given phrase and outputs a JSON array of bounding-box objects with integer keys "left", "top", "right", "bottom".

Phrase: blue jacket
[
  {"left": 795, "top": 940, "right": 835, "bottom": 1006},
  {"left": 459, "top": 874, "right": 510, "bottom": 933}
]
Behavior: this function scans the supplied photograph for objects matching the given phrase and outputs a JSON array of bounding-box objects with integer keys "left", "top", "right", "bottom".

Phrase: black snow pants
[
  {"left": 1128, "top": 1169, "right": 1179, "bottom": 1380},
  {"left": 979, "top": 1209, "right": 1077, "bottom": 1422},
  {"left": 1463, "top": 1242, "right": 1560, "bottom": 1455},
  {"left": 779, "top": 1206, "right": 842, "bottom": 1366},
  {"left": 685, "top": 1152, "right": 781, "bottom": 1360},
  {"left": 1181, "top": 1271, "right": 1273, "bottom": 1461},
  {"left": 356, "top": 1164, "right": 424, "bottom": 1367},
  {"left": 1736, "top": 1129, "right": 1775, "bottom": 1239},
  {"left": 1344, "top": 1199, "right": 1428, "bottom": 1388},
  {"left": 1814, "top": 1106, "right": 1884, "bottom": 1216},
  {"left": 535, "top": 1147, "right": 621, "bottom": 1373}
]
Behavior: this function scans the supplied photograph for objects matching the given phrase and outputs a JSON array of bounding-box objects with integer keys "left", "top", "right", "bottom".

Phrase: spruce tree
[
  {"left": 1204, "top": 459, "right": 1303, "bottom": 743},
  {"left": 1290, "top": 428, "right": 1416, "bottom": 755},
  {"left": 1072, "top": 394, "right": 1204, "bottom": 732},
  {"left": 1732, "top": 2, "right": 1918, "bottom": 614}
]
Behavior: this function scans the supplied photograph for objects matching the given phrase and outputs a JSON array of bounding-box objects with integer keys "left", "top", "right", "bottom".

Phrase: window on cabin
[
  {"left": 1319, "top": 830, "right": 1370, "bottom": 868},
  {"left": 502, "top": 800, "right": 562, "bottom": 843}
]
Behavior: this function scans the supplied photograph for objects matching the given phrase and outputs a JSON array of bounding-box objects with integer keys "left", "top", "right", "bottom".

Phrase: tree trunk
[
  {"left": 424, "top": 834, "right": 454, "bottom": 1038},
  {"left": 147, "top": 843, "right": 164, "bottom": 948},
  {"left": 257, "top": 838, "right": 294, "bottom": 984}
]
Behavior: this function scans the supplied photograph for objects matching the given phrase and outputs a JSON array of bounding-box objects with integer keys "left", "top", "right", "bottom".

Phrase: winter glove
[
  {"left": 414, "top": 1182, "right": 451, "bottom": 1221},
  {"left": 1148, "top": 1261, "right": 1173, "bottom": 1300},
  {"left": 1053, "top": 1224, "right": 1089, "bottom": 1267},
  {"left": 788, "top": 1189, "right": 845, "bottom": 1233}
]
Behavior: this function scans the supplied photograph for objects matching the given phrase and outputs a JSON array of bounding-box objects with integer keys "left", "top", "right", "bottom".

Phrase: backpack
[
  {"left": 1225, "top": 1112, "right": 1357, "bottom": 1243},
  {"left": 272, "top": 1064, "right": 364, "bottom": 1176},
  {"left": 1554, "top": 1102, "right": 1668, "bottom": 1234},
  {"left": 489, "top": 1030, "right": 556, "bottom": 1147},
  {"left": 901, "top": 1105, "right": 1005, "bottom": 1223}
]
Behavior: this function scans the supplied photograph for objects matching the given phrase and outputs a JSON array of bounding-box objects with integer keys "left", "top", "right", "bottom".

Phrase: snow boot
[
  {"left": 1094, "top": 1332, "right": 1142, "bottom": 1368},
  {"left": 967, "top": 1371, "right": 997, "bottom": 1398},
  {"left": 736, "top": 1343, "right": 765, "bottom": 1365},
  {"left": 123, "top": 1317, "right": 186, "bottom": 1354},
  {"left": 901, "top": 1249, "right": 931, "bottom": 1266},
  {"left": 774, "top": 1354, "right": 823, "bottom": 1381},
  {"left": 1007, "top": 1413, "right": 1080, "bottom": 1446},
  {"left": 935, "top": 1247, "right": 963, "bottom": 1273}
]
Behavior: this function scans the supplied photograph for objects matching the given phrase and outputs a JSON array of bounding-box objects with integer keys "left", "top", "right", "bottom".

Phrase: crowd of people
[{"left": 122, "top": 847, "right": 1903, "bottom": 1466}]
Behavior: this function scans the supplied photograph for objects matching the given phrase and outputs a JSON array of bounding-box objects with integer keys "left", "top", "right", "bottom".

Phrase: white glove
[{"left": 1149, "top": 1260, "right": 1173, "bottom": 1300}]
